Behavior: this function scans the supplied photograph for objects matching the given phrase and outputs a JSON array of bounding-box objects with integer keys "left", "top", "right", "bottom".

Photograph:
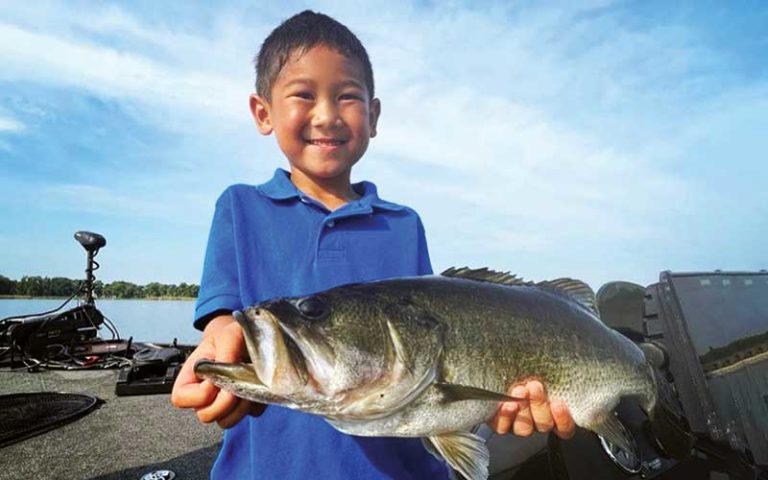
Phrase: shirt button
[{"left": 327, "top": 220, "right": 335, "bottom": 228}]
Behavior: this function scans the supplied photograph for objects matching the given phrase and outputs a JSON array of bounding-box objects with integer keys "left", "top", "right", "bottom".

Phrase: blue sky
[{"left": 1, "top": 0, "right": 766, "bottom": 290}]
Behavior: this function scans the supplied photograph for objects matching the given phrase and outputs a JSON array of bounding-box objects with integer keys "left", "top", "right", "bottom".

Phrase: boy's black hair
[{"left": 255, "top": 10, "right": 374, "bottom": 100}]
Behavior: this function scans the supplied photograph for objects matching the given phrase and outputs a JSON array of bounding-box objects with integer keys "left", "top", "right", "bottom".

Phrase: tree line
[{"left": 0, "top": 275, "right": 199, "bottom": 299}]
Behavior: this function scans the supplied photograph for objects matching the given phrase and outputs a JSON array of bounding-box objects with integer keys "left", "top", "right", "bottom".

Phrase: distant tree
[
  {"left": 94, "top": 280, "right": 105, "bottom": 298},
  {"left": 144, "top": 282, "right": 165, "bottom": 298},
  {"left": 18, "top": 276, "right": 45, "bottom": 296},
  {"left": 0, "top": 275, "right": 15, "bottom": 295},
  {"left": 1, "top": 274, "right": 197, "bottom": 299},
  {"left": 104, "top": 281, "right": 143, "bottom": 299},
  {"left": 177, "top": 282, "right": 197, "bottom": 298},
  {"left": 49, "top": 277, "right": 79, "bottom": 297}
]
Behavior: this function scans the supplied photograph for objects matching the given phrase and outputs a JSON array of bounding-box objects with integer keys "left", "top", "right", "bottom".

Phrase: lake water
[{"left": 0, "top": 298, "right": 201, "bottom": 345}]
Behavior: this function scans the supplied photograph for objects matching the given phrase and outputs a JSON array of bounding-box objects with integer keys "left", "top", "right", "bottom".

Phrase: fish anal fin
[
  {"left": 648, "top": 403, "right": 694, "bottom": 459},
  {"left": 423, "top": 431, "right": 489, "bottom": 480},
  {"left": 436, "top": 382, "right": 525, "bottom": 403},
  {"left": 591, "top": 412, "right": 639, "bottom": 461}
]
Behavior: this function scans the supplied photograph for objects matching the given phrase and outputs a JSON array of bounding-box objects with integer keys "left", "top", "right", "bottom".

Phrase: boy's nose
[{"left": 311, "top": 100, "right": 342, "bottom": 128}]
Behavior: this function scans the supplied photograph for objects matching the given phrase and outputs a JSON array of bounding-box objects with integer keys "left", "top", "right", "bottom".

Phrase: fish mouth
[
  {"left": 195, "top": 359, "right": 263, "bottom": 384},
  {"left": 192, "top": 309, "right": 267, "bottom": 384},
  {"left": 196, "top": 307, "right": 335, "bottom": 399},
  {"left": 192, "top": 309, "right": 284, "bottom": 387},
  {"left": 236, "top": 307, "right": 315, "bottom": 392}
]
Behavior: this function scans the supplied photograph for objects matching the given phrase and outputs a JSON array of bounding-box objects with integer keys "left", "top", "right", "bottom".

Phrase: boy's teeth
[{"left": 309, "top": 139, "right": 343, "bottom": 146}]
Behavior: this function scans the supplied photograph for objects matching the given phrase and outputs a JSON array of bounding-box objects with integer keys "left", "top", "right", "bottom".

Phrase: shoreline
[{"left": 0, "top": 295, "right": 196, "bottom": 301}]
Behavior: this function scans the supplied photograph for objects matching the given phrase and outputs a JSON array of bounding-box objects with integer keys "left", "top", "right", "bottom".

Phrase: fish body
[{"left": 196, "top": 268, "right": 685, "bottom": 479}]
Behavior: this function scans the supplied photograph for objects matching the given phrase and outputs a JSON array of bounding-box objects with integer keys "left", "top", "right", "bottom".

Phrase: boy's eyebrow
[
  {"left": 280, "top": 78, "right": 366, "bottom": 91},
  {"left": 336, "top": 79, "right": 366, "bottom": 90},
  {"left": 282, "top": 78, "right": 314, "bottom": 88}
]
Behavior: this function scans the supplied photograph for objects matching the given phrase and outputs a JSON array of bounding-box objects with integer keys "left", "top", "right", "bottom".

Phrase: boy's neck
[{"left": 288, "top": 168, "right": 360, "bottom": 211}]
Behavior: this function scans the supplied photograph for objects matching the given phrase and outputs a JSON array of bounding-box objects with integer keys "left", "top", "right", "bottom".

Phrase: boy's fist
[{"left": 171, "top": 315, "right": 266, "bottom": 428}]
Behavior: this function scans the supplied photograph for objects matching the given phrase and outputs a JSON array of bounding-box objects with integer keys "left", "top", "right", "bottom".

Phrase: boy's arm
[{"left": 415, "top": 215, "right": 433, "bottom": 275}]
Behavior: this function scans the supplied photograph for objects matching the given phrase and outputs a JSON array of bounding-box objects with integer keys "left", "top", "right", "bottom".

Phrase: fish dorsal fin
[
  {"left": 441, "top": 267, "right": 599, "bottom": 317},
  {"left": 537, "top": 278, "right": 599, "bottom": 317},
  {"left": 441, "top": 267, "right": 531, "bottom": 286},
  {"left": 423, "top": 431, "right": 489, "bottom": 480}
]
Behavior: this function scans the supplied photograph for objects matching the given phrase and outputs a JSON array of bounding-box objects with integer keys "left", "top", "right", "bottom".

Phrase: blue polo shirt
[{"left": 195, "top": 169, "right": 448, "bottom": 479}]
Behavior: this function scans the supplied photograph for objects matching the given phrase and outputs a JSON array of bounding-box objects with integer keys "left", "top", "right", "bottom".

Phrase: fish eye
[{"left": 296, "top": 297, "right": 327, "bottom": 320}]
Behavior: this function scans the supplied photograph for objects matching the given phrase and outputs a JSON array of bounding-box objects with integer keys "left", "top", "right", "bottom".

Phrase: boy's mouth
[{"left": 305, "top": 138, "right": 347, "bottom": 147}]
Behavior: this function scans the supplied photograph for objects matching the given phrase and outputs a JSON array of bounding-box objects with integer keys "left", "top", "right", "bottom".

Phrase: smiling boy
[{"left": 172, "top": 10, "right": 574, "bottom": 479}]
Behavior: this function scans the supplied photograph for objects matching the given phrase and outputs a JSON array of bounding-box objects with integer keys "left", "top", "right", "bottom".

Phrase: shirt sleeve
[
  {"left": 193, "top": 188, "right": 242, "bottom": 330},
  {"left": 415, "top": 214, "right": 434, "bottom": 275}
]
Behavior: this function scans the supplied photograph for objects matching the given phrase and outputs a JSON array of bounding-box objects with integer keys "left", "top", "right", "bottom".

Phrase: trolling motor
[
  {"left": 74, "top": 231, "right": 106, "bottom": 305},
  {"left": 0, "top": 231, "right": 108, "bottom": 367},
  {"left": 1, "top": 230, "right": 190, "bottom": 384}
]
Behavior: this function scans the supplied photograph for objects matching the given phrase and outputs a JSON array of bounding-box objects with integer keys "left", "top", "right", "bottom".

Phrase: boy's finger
[
  {"left": 512, "top": 385, "right": 534, "bottom": 437},
  {"left": 214, "top": 323, "right": 245, "bottom": 363},
  {"left": 171, "top": 352, "right": 217, "bottom": 408},
  {"left": 528, "top": 381, "right": 555, "bottom": 433},
  {"left": 171, "top": 377, "right": 218, "bottom": 409},
  {"left": 195, "top": 389, "right": 239, "bottom": 424},
  {"left": 551, "top": 399, "right": 576, "bottom": 439},
  {"left": 492, "top": 400, "right": 520, "bottom": 435},
  {"left": 250, "top": 402, "right": 268, "bottom": 417},
  {"left": 217, "top": 398, "right": 253, "bottom": 429}
]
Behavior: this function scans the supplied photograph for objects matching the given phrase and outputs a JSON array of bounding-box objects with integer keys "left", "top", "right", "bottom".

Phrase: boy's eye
[
  {"left": 291, "top": 91, "right": 314, "bottom": 100},
  {"left": 340, "top": 93, "right": 363, "bottom": 101}
]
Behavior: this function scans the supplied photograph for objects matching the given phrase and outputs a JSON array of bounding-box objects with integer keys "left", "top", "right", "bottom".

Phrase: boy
[{"left": 171, "top": 10, "right": 574, "bottom": 479}]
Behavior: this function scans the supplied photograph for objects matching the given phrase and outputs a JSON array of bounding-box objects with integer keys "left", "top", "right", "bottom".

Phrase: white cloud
[
  {"left": 0, "top": 21, "right": 249, "bottom": 122},
  {"left": 0, "top": 115, "right": 25, "bottom": 133}
]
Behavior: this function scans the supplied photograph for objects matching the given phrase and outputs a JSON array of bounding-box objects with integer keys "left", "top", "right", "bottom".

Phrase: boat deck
[{"left": 1, "top": 368, "right": 222, "bottom": 480}]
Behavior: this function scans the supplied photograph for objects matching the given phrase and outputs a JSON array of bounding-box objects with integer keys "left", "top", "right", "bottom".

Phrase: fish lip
[
  {"left": 235, "top": 306, "right": 307, "bottom": 390},
  {"left": 194, "top": 359, "right": 264, "bottom": 385},
  {"left": 234, "top": 309, "right": 266, "bottom": 365}
]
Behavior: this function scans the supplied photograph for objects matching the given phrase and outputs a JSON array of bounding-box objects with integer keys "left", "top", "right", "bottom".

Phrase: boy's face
[{"left": 250, "top": 45, "right": 380, "bottom": 183}]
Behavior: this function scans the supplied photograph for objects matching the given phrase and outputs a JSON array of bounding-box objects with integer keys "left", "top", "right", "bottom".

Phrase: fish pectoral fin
[
  {"left": 591, "top": 413, "right": 638, "bottom": 461},
  {"left": 436, "top": 382, "right": 525, "bottom": 402},
  {"left": 423, "top": 431, "right": 489, "bottom": 480}
]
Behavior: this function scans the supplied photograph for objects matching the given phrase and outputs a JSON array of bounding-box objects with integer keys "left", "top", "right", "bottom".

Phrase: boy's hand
[
  {"left": 489, "top": 380, "right": 576, "bottom": 439},
  {"left": 171, "top": 314, "right": 266, "bottom": 428}
]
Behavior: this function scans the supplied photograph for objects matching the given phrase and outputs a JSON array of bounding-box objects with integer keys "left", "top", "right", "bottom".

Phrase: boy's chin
[{"left": 290, "top": 162, "right": 359, "bottom": 180}]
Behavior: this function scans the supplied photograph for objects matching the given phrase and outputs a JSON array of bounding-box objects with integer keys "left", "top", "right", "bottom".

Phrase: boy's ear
[
  {"left": 250, "top": 94, "right": 273, "bottom": 135},
  {"left": 369, "top": 98, "right": 381, "bottom": 138}
]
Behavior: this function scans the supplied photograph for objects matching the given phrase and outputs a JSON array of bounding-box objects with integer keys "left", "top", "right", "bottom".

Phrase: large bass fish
[{"left": 195, "top": 267, "right": 688, "bottom": 479}]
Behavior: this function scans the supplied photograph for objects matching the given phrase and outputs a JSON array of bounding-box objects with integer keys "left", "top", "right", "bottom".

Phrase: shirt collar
[{"left": 257, "top": 168, "right": 404, "bottom": 212}]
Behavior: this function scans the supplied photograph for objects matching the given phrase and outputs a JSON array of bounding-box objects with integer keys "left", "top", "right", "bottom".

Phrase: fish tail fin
[{"left": 647, "top": 402, "right": 695, "bottom": 459}]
